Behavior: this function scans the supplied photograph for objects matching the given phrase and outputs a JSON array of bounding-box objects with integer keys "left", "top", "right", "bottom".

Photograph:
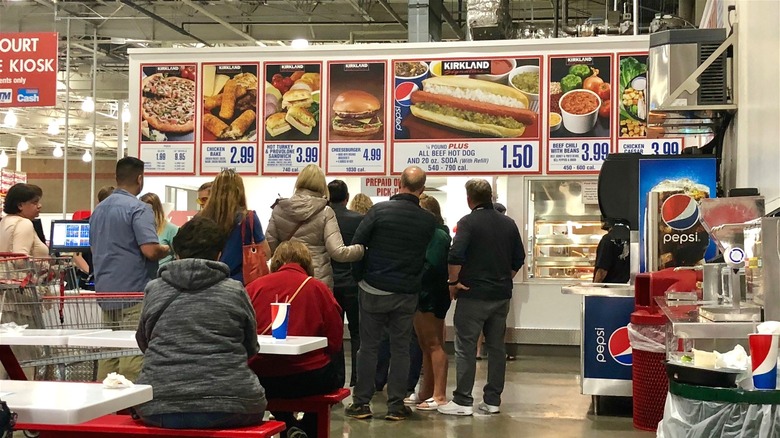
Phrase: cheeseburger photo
[
  {"left": 331, "top": 90, "right": 383, "bottom": 137},
  {"left": 410, "top": 76, "right": 536, "bottom": 138}
]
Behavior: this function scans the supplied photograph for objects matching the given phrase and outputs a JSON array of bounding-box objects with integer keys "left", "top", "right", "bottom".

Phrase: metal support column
[
  {"left": 117, "top": 100, "right": 126, "bottom": 162},
  {"left": 62, "top": 19, "right": 71, "bottom": 219},
  {"left": 90, "top": 27, "right": 97, "bottom": 211},
  {"left": 408, "top": 0, "right": 442, "bottom": 42}
]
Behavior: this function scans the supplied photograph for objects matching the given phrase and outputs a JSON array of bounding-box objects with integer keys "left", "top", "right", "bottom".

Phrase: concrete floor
[{"left": 331, "top": 349, "right": 655, "bottom": 438}]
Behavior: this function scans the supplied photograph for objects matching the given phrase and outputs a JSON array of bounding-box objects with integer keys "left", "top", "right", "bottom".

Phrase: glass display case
[{"left": 527, "top": 178, "right": 606, "bottom": 281}]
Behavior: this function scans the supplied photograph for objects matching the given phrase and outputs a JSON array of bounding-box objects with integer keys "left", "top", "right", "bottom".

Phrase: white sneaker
[
  {"left": 478, "top": 401, "right": 500, "bottom": 414},
  {"left": 437, "top": 400, "right": 473, "bottom": 416}
]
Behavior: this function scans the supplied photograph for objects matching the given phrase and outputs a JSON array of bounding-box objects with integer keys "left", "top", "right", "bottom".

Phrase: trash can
[{"left": 629, "top": 272, "right": 671, "bottom": 432}]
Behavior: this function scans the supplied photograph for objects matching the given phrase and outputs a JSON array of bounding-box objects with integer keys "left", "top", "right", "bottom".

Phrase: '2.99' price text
[{"left": 229, "top": 146, "right": 254, "bottom": 164}]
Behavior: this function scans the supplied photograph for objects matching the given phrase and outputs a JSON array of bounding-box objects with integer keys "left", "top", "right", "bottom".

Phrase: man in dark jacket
[
  {"left": 345, "top": 166, "right": 436, "bottom": 421},
  {"left": 327, "top": 179, "right": 364, "bottom": 387},
  {"left": 438, "top": 179, "right": 525, "bottom": 417}
]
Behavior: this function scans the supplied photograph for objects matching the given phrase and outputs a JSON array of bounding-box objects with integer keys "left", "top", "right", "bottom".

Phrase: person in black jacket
[
  {"left": 438, "top": 179, "right": 525, "bottom": 417},
  {"left": 345, "top": 166, "right": 436, "bottom": 422},
  {"left": 327, "top": 179, "right": 364, "bottom": 388}
]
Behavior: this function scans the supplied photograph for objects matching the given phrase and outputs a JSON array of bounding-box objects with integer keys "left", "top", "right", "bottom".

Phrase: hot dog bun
[
  {"left": 410, "top": 106, "right": 526, "bottom": 138},
  {"left": 410, "top": 76, "right": 535, "bottom": 138}
]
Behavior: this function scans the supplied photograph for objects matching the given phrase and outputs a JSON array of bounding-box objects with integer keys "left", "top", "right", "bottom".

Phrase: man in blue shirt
[{"left": 90, "top": 157, "right": 171, "bottom": 381}]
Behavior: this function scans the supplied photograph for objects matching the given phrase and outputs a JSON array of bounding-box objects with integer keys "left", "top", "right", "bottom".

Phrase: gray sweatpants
[
  {"left": 352, "top": 288, "right": 418, "bottom": 411},
  {"left": 452, "top": 298, "right": 511, "bottom": 407}
]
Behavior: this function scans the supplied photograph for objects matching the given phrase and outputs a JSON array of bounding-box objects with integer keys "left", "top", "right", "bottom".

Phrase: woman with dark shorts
[{"left": 411, "top": 194, "right": 452, "bottom": 410}]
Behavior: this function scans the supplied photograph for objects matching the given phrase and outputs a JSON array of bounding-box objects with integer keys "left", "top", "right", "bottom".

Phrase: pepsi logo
[
  {"left": 661, "top": 194, "right": 700, "bottom": 231},
  {"left": 394, "top": 81, "right": 419, "bottom": 106},
  {"left": 608, "top": 326, "right": 632, "bottom": 366}
]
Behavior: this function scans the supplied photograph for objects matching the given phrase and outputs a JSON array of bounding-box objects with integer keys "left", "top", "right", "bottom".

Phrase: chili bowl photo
[{"left": 559, "top": 88, "right": 601, "bottom": 134}]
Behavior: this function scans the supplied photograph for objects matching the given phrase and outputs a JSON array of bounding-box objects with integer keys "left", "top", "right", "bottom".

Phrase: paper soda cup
[
  {"left": 749, "top": 333, "right": 779, "bottom": 389},
  {"left": 271, "top": 303, "right": 290, "bottom": 340}
]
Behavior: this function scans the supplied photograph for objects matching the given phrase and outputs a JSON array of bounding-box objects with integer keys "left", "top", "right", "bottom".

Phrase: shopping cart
[{"left": 0, "top": 253, "right": 144, "bottom": 381}]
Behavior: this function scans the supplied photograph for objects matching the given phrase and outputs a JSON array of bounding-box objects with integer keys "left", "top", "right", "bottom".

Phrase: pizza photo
[{"left": 140, "top": 65, "right": 196, "bottom": 142}]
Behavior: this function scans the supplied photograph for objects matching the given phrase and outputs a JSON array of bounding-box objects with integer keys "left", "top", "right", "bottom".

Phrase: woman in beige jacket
[{"left": 266, "top": 165, "right": 364, "bottom": 290}]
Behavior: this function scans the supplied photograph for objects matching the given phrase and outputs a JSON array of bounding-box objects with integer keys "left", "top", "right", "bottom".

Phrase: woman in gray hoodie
[{"left": 134, "top": 216, "right": 267, "bottom": 429}]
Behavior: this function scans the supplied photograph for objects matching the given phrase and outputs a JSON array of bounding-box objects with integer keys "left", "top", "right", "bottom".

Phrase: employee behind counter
[{"left": 593, "top": 219, "right": 630, "bottom": 284}]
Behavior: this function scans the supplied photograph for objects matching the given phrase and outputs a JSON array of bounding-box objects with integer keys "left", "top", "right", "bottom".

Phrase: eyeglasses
[{"left": 196, "top": 197, "right": 209, "bottom": 206}]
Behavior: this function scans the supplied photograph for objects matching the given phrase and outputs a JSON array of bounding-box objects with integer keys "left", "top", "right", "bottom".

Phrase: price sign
[
  {"left": 201, "top": 144, "right": 258, "bottom": 174},
  {"left": 618, "top": 139, "right": 683, "bottom": 155},
  {"left": 547, "top": 140, "right": 610, "bottom": 173},
  {"left": 392, "top": 141, "right": 540, "bottom": 174},
  {"left": 140, "top": 143, "right": 195, "bottom": 174},
  {"left": 263, "top": 143, "right": 320, "bottom": 174},
  {"left": 326, "top": 143, "right": 385, "bottom": 174}
]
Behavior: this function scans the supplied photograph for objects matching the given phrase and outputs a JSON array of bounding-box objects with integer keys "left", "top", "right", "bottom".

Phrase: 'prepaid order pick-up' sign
[{"left": 0, "top": 33, "right": 58, "bottom": 108}]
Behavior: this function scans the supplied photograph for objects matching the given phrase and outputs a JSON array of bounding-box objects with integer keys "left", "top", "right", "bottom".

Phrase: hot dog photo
[
  {"left": 264, "top": 63, "right": 321, "bottom": 141},
  {"left": 201, "top": 64, "right": 259, "bottom": 142},
  {"left": 393, "top": 58, "right": 541, "bottom": 140},
  {"left": 548, "top": 55, "right": 613, "bottom": 138}
]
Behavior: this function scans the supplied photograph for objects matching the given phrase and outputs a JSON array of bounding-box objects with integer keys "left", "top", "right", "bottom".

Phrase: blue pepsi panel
[
  {"left": 638, "top": 157, "right": 717, "bottom": 272},
  {"left": 582, "top": 296, "right": 634, "bottom": 380}
]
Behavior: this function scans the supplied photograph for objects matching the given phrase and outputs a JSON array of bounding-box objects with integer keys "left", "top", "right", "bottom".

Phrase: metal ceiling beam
[
  {"left": 179, "top": 0, "right": 263, "bottom": 46},
  {"left": 376, "top": 0, "right": 408, "bottom": 29},
  {"left": 116, "top": 0, "right": 212, "bottom": 46},
  {"left": 344, "top": 0, "right": 374, "bottom": 22},
  {"left": 439, "top": 6, "right": 465, "bottom": 40}
]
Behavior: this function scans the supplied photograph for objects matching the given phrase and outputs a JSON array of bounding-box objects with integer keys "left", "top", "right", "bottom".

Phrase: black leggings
[{"left": 258, "top": 361, "right": 340, "bottom": 438}]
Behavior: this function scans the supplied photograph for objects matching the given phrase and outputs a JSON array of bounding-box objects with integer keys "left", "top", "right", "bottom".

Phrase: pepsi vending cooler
[{"left": 581, "top": 295, "right": 635, "bottom": 398}]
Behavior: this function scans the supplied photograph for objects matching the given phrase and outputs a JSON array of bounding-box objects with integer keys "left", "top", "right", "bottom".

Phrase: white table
[
  {"left": 67, "top": 330, "right": 327, "bottom": 355},
  {"left": 0, "top": 329, "right": 111, "bottom": 346},
  {"left": 257, "top": 335, "right": 327, "bottom": 355},
  {"left": 0, "top": 380, "right": 152, "bottom": 424},
  {"left": 67, "top": 330, "right": 139, "bottom": 349}
]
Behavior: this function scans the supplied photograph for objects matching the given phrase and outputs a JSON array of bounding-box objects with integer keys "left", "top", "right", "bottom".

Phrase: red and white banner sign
[{"left": 0, "top": 32, "right": 58, "bottom": 108}]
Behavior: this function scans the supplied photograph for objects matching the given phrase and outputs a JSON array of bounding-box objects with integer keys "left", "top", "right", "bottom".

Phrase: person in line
[
  {"left": 408, "top": 194, "right": 452, "bottom": 411},
  {"left": 197, "top": 181, "right": 212, "bottom": 209},
  {"left": 348, "top": 193, "right": 373, "bottom": 215},
  {"left": 246, "top": 240, "right": 343, "bottom": 438},
  {"left": 134, "top": 216, "right": 266, "bottom": 429},
  {"left": 266, "top": 164, "right": 363, "bottom": 291},
  {"left": 438, "top": 179, "right": 525, "bottom": 416},
  {"left": 326, "top": 179, "right": 364, "bottom": 387},
  {"left": 199, "top": 169, "right": 271, "bottom": 284},
  {"left": 140, "top": 192, "right": 179, "bottom": 275},
  {"left": 27, "top": 185, "right": 47, "bottom": 245},
  {"left": 90, "top": 157, "right": 171, "bottom": 381},
  {"left": 0, "top": 183, "right": 48, "bottom": 378},
  {"left": 72, "top": 185, "right": 115, "bottom": 290},
  {"left": 593, "top": 218, "right": 630, "bottom": 284},
  {"left": 345, "top": 166, "right": 436, "bottom": 422},
  {"left": 0, "top": 183, "right": 48, "bottom": 258}
]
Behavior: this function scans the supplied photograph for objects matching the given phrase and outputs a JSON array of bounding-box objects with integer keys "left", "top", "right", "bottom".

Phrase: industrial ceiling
[{"left": 0, "top": 0, "right": 656, "bottom": 159}]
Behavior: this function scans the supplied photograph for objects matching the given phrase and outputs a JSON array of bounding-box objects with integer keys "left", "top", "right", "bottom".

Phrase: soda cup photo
[
  {"left": 271, "top": 302, "right": 291, "bottom": 340},
  {"left": 749, "top": 333, "right": 779, "bottom": 390}
]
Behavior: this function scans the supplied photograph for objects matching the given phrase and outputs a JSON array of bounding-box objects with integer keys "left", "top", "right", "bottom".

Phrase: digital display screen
[{"left": 50, "top": 221, "right": 90, "bottom": 250}]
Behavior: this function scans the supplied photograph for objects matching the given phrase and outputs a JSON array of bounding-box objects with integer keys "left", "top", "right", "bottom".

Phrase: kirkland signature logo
[{"left": 17, "top": 88, "right": 40, "bottom": 103}]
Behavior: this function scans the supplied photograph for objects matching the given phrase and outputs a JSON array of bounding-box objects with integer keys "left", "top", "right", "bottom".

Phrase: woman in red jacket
[{"left": 246, "top": 240, "right": 343, "bottom": 438}]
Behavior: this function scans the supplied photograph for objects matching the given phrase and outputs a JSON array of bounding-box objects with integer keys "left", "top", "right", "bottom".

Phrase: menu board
[
  {"left": 615, "top": 53, "right": 684, "bottom": 155},
  {"left": 391, "top": 57, "right": 542, "bottom": 175},
  {"left": 262, "top": 63, "right": 322, "bottom": 175},
  {"left": 200, "top": 63, "right": 260, "bottom": 174},
  {"left": 547, "top": 55, "right": 613, "bottom": 174},
  {"left": 138, "top": 64, "right": 197, "bottom": 174},
  {"left": 325, "top": 61, "right": 387, "bottom": 175}
]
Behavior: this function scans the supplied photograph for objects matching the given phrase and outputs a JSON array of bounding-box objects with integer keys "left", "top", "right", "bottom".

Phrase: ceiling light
[
  {"left": 0, "top": 151, "right": 8, "bottom": 168},
  {"left": 291, "top": 39, "right": 309, "bottom": 48},
  {"left": 3, "top": 110, "right": 17, "bottom": 128},
  {"left": 47, "top": 119, "right": 60, "bottom": 135},
  {"left": 121, "top": 105, "right": 131, "bottom": 123},
  {"left": 17, "top": 137, "right": 28, "bottom": 152},
  {"left": 84, "top": 131, "right": 95, "bottom": 144},
  {"left": 82, "top": 150, "right": 92, "bottom": 163},
  {"left": 53, "top": 144, "right": 63, "bottom": 158},
  {"left": 82, "top": 97, "right": 95, "bottom": 113}
]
